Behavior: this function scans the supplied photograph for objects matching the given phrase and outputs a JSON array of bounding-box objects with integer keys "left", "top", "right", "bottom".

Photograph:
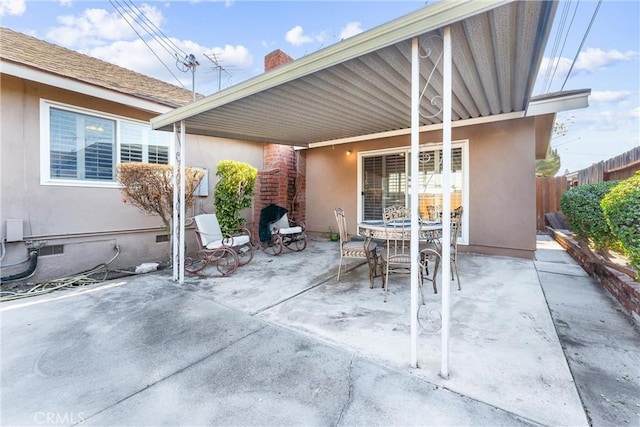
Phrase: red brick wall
[
  {"left": 252, "top": 49, "right": 306, "bottom": 240},
  {"left": 252, "top": 146, "right": 306, "bottom": 239}
]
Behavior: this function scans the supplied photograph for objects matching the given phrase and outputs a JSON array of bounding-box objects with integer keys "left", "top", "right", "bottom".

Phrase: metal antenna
[
  {"left": 176, "top": 53, "right": 199, "bottom": 101},
  {"left": 204, "top": 53, "right": 233, "bottom": 92}
]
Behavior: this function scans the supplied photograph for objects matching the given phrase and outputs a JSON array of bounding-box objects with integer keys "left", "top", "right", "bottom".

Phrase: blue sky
[{"left": 1, "top": 0, "right": 638, "bottom": 174}]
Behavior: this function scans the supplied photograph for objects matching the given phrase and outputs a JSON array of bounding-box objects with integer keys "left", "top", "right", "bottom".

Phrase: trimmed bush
[
  {"left": 117, "top": 163, "right": 205, "bottom": 238},
  {"left": 601, "top": 171, "right": 640, "bottom": 277},
  {"left": 560, "top": 180, "right": 619, "bottom": 250},
  {"left": 214, "top": 160, "right": 257, "bottom": 234}
]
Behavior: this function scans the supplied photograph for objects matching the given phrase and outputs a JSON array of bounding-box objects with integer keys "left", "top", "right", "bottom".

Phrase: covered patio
[
  {"left": 1, "top": 238, "right": 599, "bottom": 426},
  {"left": 151, "top": 0, "right": 590, "bottom": 376},
  {"left": 175, "top": 239, "right": 587, "bottom": 425}
]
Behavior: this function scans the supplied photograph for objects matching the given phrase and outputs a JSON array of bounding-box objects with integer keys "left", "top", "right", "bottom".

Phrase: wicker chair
[{"left": 334, "top": 208, "right": 378, "bottom": 287}]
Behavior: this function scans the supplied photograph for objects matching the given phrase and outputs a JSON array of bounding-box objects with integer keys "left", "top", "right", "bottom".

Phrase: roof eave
[
  {"left": 1, "top": 60, "right": 176, "bottom": 114},
  {"left": 526, "top": 89, "right": 591, "bottom": 117}
]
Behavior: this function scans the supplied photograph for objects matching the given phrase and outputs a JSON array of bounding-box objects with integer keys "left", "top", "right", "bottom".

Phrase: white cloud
[
  {"left": 630, "top": 107, "right": 640, "bottom": 119},
  {"left": 537, "top": 48, "right": 639, "bottom": 88},
  {"left": 574, "top": 47, "right": 638, "bottom": 72},
  {"left": 47, "top": 4, "right": 164, "bottom": 49},
  {"left": 285, "top": 25, "right": 314, "bottom": 46},
  {"left": 58, "top": 0, "right": 72, "bottom": 6},
  {"left": 0, "top": 0, "right": 26, "bottom": 16},
  {"left": 590, "top": 90, "right": 632, "bottom": 103},
  {"left": 340, "top": 22, "right": 363, "bottom": 40}
]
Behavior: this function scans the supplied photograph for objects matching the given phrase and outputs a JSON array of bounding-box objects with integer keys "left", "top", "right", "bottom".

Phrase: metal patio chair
[
  {"left": 380, "top": 206, "right": 426, "bottom": 303},
  {"left": 184, "top": 213, "right": 254, "bottom": 276},
  {"left": 334, "top": 207, "right": 378, "bottom": 287},
  {"left": 259, "top": 204, "right": 307, "bottom": 256},
  {"left": 420, "top": 206, "right": 463, "bottom": 293}
]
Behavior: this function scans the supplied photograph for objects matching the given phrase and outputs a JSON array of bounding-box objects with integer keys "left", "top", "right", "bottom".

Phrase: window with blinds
[
  {"left": 50, "top": 108, "right": 115, "bottom": 181},
  {"left": 360, "top": 145, "right": 466, "bottom": 224},
  {"left": 44, "top": 101, "right": 171, "bottom": 185},
  {"left": 362, "top": 153, "right": 406, "bottom": 220}
]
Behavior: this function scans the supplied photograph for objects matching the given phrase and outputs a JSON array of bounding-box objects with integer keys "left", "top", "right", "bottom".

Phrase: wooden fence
[
  {"left": 576, "top": 146, "right": 640, "bottom": 185},
  {"left": 536, "top": 176, "right": 568, "bottom": 231}
]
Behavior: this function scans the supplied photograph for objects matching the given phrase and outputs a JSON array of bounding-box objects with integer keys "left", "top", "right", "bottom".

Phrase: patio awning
[{"left": 151, "top": 0, "right": 561, "bottom": 146}]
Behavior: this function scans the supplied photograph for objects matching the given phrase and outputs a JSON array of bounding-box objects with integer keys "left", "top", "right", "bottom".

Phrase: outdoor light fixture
[{"left": 346, "top": 150, "right": 352, "bottom": 156}]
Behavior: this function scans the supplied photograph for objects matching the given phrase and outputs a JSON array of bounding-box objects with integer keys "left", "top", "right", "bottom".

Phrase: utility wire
[
  {"left": 121, "top": 0, "right": 187, "bottom": 58},
  {"left": 547, "top": 1, "right": 581, "bottom": 92},
  {"left": 542, "top": 0, "right": 570, "bottom": 92},
  {"left": 561, "top": 0, "right": 603, "bottom": 91},
  {"left": 109, "top": 0, "right": 188, "bottom": 90}
]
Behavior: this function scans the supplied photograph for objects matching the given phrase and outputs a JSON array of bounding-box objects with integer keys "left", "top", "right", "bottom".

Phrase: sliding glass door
[{"left": 360, "top": 143, "right": 466, "bottom": 230}]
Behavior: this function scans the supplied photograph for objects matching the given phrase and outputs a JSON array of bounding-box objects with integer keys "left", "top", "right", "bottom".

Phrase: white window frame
[
  {"left": 357, "top": 139, "right": 469, "bottom": 244},
  {"left": 40, "top": 99, "right": 172, "bottom": 187}
]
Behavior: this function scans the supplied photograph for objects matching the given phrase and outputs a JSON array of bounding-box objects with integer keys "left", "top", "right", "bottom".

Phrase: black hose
[{"left": 1, "top": 251, "right": 38, "bottom": 284}]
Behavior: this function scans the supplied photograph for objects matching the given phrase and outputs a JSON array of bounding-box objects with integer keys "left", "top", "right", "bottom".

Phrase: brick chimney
[
  {"left": 252, "top": 49, "right": 306, "bottom": 243},
  {"left": 264, "top": 49, "right": 294, "bottom": 71}
]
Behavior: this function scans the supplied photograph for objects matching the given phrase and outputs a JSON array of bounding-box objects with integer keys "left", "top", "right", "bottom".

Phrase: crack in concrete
[{"left": 336, "top": 356, "right": 355, "bottom": 426}]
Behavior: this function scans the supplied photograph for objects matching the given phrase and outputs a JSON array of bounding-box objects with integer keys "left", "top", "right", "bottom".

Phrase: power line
[
  {"left": 547, "top": 1, "right": 581, "bottom": 92},
  {"left": 108, "top": 0, "right": 187, "bottom": 90},
  {"left": 121, "top": 0, "right": 187, "bottom": 58},
  {"left": 561, "top": 0, "right": 603, "bottom": 91},
  {"left": 542, "top": 0, "right": 571, "bottom": 92}
]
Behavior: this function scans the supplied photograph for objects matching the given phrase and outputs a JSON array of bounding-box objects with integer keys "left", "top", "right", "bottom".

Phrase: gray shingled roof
[{"left": 0, "top": 27, "right": 198, "bottom": 108}]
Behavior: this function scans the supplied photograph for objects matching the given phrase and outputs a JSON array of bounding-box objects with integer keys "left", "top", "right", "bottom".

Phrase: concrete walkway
[{"left": 1, "top": 235, "right": 638, "bottom": 426}]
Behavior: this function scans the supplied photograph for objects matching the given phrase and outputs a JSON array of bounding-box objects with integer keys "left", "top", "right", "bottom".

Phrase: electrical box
[
  {"left": 193, "top": 167, "right": 209, "bottom": 197},
  {"left": 6, "top": 219, "right": 23, "bottom": 242}
]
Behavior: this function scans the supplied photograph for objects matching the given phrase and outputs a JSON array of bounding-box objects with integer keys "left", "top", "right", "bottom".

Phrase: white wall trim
[{"left": 3, "top": 61, "right": 174, "bottom": 114}]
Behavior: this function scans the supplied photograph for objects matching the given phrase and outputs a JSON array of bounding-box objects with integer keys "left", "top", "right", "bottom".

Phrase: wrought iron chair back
[
  {"left": 380, "top": 206, "right": 425, "bottom": 303},
  {"left": 334, "top": 208, "right": 377, "bottom": 287}
]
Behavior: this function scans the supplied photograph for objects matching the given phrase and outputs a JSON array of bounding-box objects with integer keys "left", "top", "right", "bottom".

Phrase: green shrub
[
  {"left": 601, "top": 171, "right": 640, "bottom": 277},
  {"left": 214, "top": 160, "right": 257, "bottom": 234},
  {"left": 560, "top": 180, "right": 619, "bottom": 250}
]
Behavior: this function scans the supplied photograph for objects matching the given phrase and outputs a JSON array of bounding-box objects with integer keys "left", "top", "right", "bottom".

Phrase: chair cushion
[
  {"left": 194, "top": 214, "right": 223, "bottom": 247},
  {"left": 205, "top": 234, "right": 250, "bottom": 250},
  {"left": 278, "top": 226, "right": 302, "bottom": 235}
]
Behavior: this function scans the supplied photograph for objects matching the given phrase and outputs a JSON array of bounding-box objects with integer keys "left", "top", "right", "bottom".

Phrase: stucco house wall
[
  {"left": 305, "top": 116, "right": 541, "bottom": 259},
  {"left": 1, "top": 74, "right": 263, "bottom": 284}
]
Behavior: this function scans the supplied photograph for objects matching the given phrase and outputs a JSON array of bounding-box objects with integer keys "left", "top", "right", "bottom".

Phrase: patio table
[{"left": 357, "top": 220, "right": 443, "bottom": 280}]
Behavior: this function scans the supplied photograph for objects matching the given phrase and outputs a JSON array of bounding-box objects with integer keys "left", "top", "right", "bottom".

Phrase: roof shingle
[{"left": 0, "top": 27, "right": 199, "bottom": 108}]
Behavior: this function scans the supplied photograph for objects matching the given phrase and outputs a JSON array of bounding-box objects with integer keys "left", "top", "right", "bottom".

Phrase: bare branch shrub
[{"left": 117, "top": 163, "right": 204, "bottom": 238}]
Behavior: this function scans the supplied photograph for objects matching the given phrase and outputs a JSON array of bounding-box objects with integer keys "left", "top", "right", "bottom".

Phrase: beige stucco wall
[
  {"left": 305, "top": 117, "right": 538, "bottom": 259},
  {"left": 0, "top": 75, "right": 263, "bottom": 283}
]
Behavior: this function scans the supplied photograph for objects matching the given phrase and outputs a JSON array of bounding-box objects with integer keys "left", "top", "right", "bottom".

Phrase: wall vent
[
  {"left": 156, "top": 234, "right": 169, "bottom": 243},
  {"left": 40, "top": 245, "right": 64, "bottom": 256}
]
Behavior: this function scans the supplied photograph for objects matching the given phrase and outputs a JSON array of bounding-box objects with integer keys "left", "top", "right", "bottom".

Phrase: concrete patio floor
[{"left": 1, "top": 235, "right": 638, "bottom": 426}]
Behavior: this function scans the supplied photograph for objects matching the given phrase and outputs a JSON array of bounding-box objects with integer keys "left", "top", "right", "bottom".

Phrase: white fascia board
[
  {"left": 1, "top": 61, "right": 173, "bottom": 114},
  {"left": 151, "top": 0, "right": 507, "bottom": 131},
  {"left": 308, "top": 111, "right": 524, "bottom": 148},
  {"left": 526, "top": 91, "right": 590, "bottom": 117}
]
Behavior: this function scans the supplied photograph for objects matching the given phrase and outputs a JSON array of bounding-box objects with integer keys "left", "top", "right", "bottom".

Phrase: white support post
[
  {"left": 172, "top": 123, "right": 179, "bottom": 281},
  {"left": 179, "top": 121, "right": 186, "bottom": 284},
  {"left": 440, "top": 25, "right": 452, "bottom": 380},
  {"left": 410, "top": 37, "right": 420, "bottom": 369}
]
